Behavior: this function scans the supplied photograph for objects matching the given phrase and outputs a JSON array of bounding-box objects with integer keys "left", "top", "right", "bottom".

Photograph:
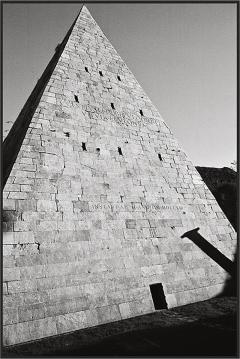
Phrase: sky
[{"left": 3, "top": 2, "right": 237, "bottom": 167}]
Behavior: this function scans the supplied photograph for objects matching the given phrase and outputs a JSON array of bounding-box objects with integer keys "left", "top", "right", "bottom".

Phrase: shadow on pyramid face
[
  {"left": 213, "top": 183, "right": 237, "bottom": 231},
  {"left": 181, "top": 227, "right": 236, "bottom": 295},
  {"left": 214, "top": 249, "right": 237, "bottom": 297}
]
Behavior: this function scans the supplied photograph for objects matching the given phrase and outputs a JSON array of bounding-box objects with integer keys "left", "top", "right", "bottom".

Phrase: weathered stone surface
[
  {"left": 2, "top": 5, "right": 236, "bottom": 347},
  {"left": 55, "top": 311, "right": 88, "bottom": 334},
  {"left": 37, "top": 200, "right": 57, "bottom": 212}
]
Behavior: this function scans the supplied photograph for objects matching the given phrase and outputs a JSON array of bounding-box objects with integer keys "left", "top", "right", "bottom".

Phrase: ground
[{"left": 2, "top": 296, "right": 237, "bottom": 357}]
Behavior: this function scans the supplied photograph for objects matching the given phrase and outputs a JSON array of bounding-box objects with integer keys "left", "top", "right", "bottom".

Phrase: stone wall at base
[{"left": 3, "top": 6, "right": 237, "bottom": 346}]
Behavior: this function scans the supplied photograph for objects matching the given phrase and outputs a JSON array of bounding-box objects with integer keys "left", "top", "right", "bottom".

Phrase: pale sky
[{"left": 3, "top": 3, "right": 237, "bottom": 167}]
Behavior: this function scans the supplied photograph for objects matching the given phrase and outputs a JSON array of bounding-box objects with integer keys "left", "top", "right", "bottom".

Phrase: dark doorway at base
[{"left": 149, "top": 283, "right": 168, "bottom": 310}]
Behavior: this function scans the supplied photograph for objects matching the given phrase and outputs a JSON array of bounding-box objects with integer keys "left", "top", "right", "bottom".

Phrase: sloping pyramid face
[{"left": 3, "top": 6, "right": 236, "bottom": 345}]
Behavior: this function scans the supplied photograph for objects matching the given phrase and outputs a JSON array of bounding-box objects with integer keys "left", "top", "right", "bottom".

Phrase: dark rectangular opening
[
  {"left": 140, "top": 109, "right": 143, "bottom": 116},
  {"left": 118, "top": 147, "right": 123, "bottom": 156},
  {"left": 64, "top": 132, "right": 70, "bottom": 137},
  {"left": 99, "top": 71, "right": 103, "bottom": 77},
  {"left": 149, "top": 283, "right": 168, "bottom": 310},
  {"left": 74, "top": 95, "right": 79, "bottom": 103},
  {"left": 111, "top": 103, "right": 115, "bottom": 110},
  {"left": 158, "top": 154, "right": 162, "bottom": 161},
  {"left": 117, "top": 75, "right": 121, "bottom": 81},
  {"left": 85, "top": 67, "right": 89, "bottom": 73},
  {"left": 82, "top": 142, "right": 87, "bottom": 151}
]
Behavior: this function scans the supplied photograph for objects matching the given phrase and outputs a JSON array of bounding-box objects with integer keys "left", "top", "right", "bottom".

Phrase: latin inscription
[
  {"left": 78, "top": 202, "right": 183, "bottom": 212},
  {"left": 84, "top": 107, "right": 161, "bottom": 128}
]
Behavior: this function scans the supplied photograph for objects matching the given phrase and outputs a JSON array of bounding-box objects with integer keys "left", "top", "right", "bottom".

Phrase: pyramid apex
[
  {"left": 80, "top": 4, "right": 91, "bottom": 14},
  {"left": 77, "top": 4, "right": 94, "bottom": 20},
  {"left": 77, "top": 5, "right": 97, "bottom": 25}
]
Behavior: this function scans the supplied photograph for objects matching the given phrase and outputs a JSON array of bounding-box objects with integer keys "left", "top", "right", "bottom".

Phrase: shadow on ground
[{"left": 2, "top": 297, "right": 237, "bottom": 357}]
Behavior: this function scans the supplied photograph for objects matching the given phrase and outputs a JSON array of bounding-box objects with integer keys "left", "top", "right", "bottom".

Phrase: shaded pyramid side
[
  {"left": 3, "top": 6, "right": 236, "bottom": 346},
  {"left": 2, "top": 10, "right": 81, "bottom": 189}
]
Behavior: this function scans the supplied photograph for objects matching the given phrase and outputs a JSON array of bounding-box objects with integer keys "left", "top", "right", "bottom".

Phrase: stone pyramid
[{"left": 3, "top": 6, "right": 236, "bottom": 346}]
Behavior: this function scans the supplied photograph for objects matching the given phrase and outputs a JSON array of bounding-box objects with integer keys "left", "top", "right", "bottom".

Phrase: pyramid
[{"left": 3, "top": 6, "right": 236, "bottom": 346}]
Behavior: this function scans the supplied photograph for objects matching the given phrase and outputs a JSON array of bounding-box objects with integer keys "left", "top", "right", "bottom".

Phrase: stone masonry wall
[
  {"left": 3, "top": 6, "right": 237, "bottom": 346},
  {"left": 196, "top": 166, "right": 237, "bottom": 230}
]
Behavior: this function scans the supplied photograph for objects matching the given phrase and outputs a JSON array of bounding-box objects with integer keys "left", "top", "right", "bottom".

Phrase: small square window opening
[{"left": 118, "top": 147, "right": 123, "bottom": 156}]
